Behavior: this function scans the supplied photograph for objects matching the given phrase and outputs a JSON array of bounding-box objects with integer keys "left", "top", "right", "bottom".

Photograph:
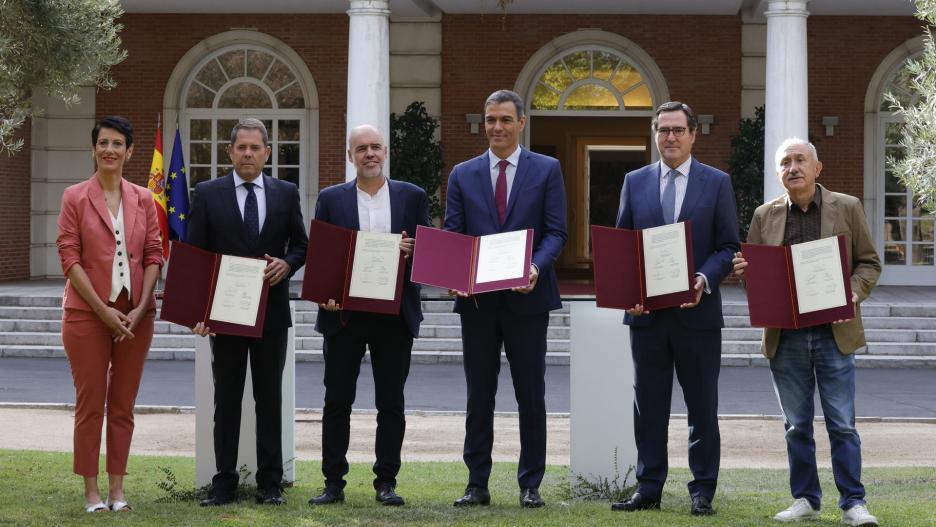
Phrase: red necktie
[{"left": 495, "top": 159, "right": 508, "bottom": 225}]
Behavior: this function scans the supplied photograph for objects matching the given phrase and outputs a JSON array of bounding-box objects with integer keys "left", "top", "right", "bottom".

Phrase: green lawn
[{"left": 1, "top": 449, "right": 933, "bottom": 526}]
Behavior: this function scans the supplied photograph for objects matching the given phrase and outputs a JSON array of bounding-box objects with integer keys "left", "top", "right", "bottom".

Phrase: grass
[{"left": 0, "top": 449, "right": 934, "bottom": 526}]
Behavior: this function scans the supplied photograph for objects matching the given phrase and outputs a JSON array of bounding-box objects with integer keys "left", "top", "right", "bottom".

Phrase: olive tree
[
  {"left": 886, "top": 0, "right": 936, "bottom": 214},
  {"left": 0, "top": 0, "right": 125, "bottom": 154}
]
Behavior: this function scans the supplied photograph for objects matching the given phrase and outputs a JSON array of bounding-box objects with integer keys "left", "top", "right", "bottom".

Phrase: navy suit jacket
[
  {"left": 187, "top": 173, "right": 308, "bottom": 332},
  {"left": 313, "top": 178, "right": 429, "bottom": 338},
  {"left": 615, "top": 158, "right": 740, "bottom": 329},
  {"left": 444, "top": 147, "right": 568, "bottom": 315}
]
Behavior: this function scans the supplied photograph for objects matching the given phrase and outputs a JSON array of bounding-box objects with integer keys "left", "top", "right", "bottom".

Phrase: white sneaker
[
  {"left": 774, "top": 498, "right": 821, "bottom": 522},
  {"left": 841, "top": 504, "right": 879, "bottom": 526}
]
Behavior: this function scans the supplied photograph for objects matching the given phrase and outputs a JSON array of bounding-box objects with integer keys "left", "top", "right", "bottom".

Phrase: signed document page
[
  {"left": 208, "top": 255, "right": 266, "bottom": 326},
  {"left": 642, "top": 222, "right": 690, "bottom": 297},
  {"left": 791, "top": 236, "right": 847, "bottom": 314},
  {"left": 475, "top": 230, "right": 528, "bottom": 284},
  {"left": 347, "top": 231, "right": 402, "bottom": 301}
]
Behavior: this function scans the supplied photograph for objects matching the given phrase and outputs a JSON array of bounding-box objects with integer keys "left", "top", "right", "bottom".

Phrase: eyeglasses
[{"left": 656, "top": 127, "right": 688, "bottom": 138}]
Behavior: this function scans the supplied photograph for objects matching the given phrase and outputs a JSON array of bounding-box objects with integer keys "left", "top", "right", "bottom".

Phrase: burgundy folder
[
  {"left": 742, "top": 235, "right": 854, "bottom": 328},
  {"left": 300, "top": 219, "right": 405, "bottom": 315},
  {"left": 159, "top": 242, "right": 270, "bottom": 337},
  {"left": 590, "top": 222, "right": 696, "bottom": 311},
  {"left": 410, "top": 225, "right": 534, "bottom": 294}
]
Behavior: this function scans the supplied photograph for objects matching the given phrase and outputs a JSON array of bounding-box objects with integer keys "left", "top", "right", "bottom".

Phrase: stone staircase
[{"left": 0, "top": 294, "right": 934, "bottom": 367}]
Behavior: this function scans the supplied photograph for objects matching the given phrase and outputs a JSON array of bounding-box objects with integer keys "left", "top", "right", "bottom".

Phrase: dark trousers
[
  {"left": 460, "top": 297, "right": 549, "bottom": 490},
  {"left": 210, "top": 329, "right": 288, "bottom": 493},
  {"left": 630, "top": 310, "right": 721, "bottom": 501},
  {"left": 321, "top": 313, "right": 413, "bottom": 489}
]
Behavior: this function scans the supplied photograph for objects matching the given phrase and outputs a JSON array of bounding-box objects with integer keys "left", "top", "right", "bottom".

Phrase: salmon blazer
[{"left": 57, "top": 176, "right": 164, "bottom": 312}]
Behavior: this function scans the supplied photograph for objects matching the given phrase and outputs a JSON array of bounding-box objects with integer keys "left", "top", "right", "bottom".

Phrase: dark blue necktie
[
  {"left": 661, "top": 169, "right": 677, "bottom": 224},
  {"left": 243, "top": 182, "right": 259, "bottom": 242}
]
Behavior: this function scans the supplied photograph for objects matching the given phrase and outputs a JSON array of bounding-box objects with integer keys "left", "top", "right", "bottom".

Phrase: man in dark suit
[
  {"left": 444, "top": 90, "right": 567, "bottom": 509},
  {"left": 187, "top": 118, "right": 308, "bottom": 506},
  {"left": 611, "top": 102, "right": 740, "bottom": 516},
  {"left": 306, "top": 124, "right": 429, "bottom": 507}
]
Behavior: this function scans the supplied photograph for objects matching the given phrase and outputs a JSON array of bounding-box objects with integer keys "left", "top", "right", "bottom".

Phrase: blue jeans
[{"left": 769, "top": 325, "right": 865, "bottom": 511}]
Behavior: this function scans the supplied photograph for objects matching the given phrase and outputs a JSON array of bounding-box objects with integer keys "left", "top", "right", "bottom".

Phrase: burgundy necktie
[{"left": 495, "top": 159, "right": 509, "bottom": 225}]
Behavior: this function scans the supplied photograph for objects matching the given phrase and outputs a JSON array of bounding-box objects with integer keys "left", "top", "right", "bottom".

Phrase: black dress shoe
[
  {"left": 199, "top": 491, "right": 236, "bottom": 507},
  {"left": 691, "top": 495, "right": 715, "bottom": 516},
  {"left": 256, "top": 487, "right": 286, "bottom": 505},
  {"left": 308, "top": 487, "right": 344, "bottom": 505},
  {"left": 611, "top": 492, "right": 661, "bottom": 512},
  {"left": 375, "top": 483, "right": 405, "bottom": 506},
  {"left": 520, "top": 488, "right": 545, "bottom": 508},
  {"left": 453, "top": 486, "right": 491, "bottom": 507}
]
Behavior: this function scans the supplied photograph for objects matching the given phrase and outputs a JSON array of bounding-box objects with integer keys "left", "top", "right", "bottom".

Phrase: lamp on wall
[
  {"left": 697, "top": 114, "right": 714, "bottom": 135},
  {"left": 466, "top": 114, "right": 482, "bottom": 134},
  {"left": 822, "top": 116, "right": 839, "bottom": 136}
]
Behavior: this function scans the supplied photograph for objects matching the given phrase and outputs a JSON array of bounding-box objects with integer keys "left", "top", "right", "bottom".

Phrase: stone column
[
  {"left": 763, "top": 0, "right": 810, "bottom": 202},
  {"left": 346, "top": 0, "right": 391, "bottom": 182}
]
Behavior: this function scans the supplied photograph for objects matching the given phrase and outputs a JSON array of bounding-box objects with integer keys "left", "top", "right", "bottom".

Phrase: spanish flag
[{"left": 147, "top": 125, "right": 170, "bottom": 258}]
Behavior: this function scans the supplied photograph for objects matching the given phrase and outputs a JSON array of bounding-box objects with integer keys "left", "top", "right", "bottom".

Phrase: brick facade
[
  {"left": 0, "top": 122, "right": 31, "bottom": 281},
  {"left": 806, "top": 16, "right": 923, "bottom": 200},
  {"left": 95, "top": 14, "right": 350, "bottom": 190}
]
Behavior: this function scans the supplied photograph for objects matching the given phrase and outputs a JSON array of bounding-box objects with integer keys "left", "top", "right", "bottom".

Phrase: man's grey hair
[
  {"left": 484, "top": 89, "right": 525, "bottom": 119},
  {"left": 775, "top": 137, "right": 818, "bottom": 169},
  {"left": 230, "top": 118, "right": 269, "bottom": 145}
]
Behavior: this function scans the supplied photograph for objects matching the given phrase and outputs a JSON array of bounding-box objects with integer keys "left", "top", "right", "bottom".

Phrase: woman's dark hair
[{"left": 92, "top": 116, "right": 134, "bottom": 147}]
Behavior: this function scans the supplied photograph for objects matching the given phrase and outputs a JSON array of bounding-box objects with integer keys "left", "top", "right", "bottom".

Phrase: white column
[
  {"left": 569, "top": 302, "right": 636, "bottom": 492},
  {"left": 346, "top": 0, "right": 391, "bottom": 182},
  {"left": 196, "top": 303, "right": 296, "bottom": 487},
  {"left": 763, "top": 0, "right": 810, "bottom": 202}
]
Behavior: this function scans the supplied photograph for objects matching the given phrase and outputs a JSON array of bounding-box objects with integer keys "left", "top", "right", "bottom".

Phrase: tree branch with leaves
[
  {"left": 0, "top": 0, "right": 126, "bottom": 155},
  {"left": 886, "top": 0, "right": 936, "bottom": 214}
]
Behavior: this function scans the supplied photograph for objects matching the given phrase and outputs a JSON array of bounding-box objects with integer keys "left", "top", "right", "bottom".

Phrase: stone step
[
  {"left": 722, "top": 327, "right": 936, "bottom": 343},
  {"left": 724, "top": 315, "right": 936, "bottom": 330},
  {"left": 0, "top": 306, "right": 63, "bottom": 320},
  {"left": 719, "top": 353, "right": 936, "bottom": 368}
]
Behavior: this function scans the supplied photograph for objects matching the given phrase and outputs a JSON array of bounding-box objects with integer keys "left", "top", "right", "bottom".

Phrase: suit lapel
[
  {"left": 818, "top": 185, "right": 838, "bottom": 238},
  {"left": 87, "top": 177, "right": 114, "bottom": 231},
  {"left": 477, "top": 152, "right": 500, "bottom": 228},
  {"left": 677, "top": 159, "right": 709, "bottom": 222},
  {"left": 343, "top": 180, "right": 361, "bottom": 230},
  {"left": 389, "top": 179, "right": 403, "bottom": 234},
  {"left": 764, "top": 199, "right": 787, "bottom": 245},
  {"left": 219, "top": 173, "right": 246, "bottom": 236},
  {"left": 642, "top": 164, "right": 665, "bottom": 225},
  {"left": 120, "top": 179, "right": 139, "bottom": 249},
  {"left": 504, "top": 148, "right": 531, "bottom": 225},
  {"left": 258, "top": 174, "right": 274, "bottom": 241}
]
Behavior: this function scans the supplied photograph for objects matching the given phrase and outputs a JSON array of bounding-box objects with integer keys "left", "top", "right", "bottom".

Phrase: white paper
[
  {"left": 790, "top": 236, "right": 847, "bottom": 314},
  {"left": 475, "top": 230, "right": 528, "bottom": 284},
  {"left": 642, "top": 222, "right": 690, "bottom": 297},
  {"left": 348, "top": 231, "right": 402, "bottom": 301},
  {"left": 208, "top": 255, "right": 266, "bottom": 326}
]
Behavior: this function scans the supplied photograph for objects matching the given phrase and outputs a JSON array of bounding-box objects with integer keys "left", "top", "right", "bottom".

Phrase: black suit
[
  {"left": 187, "top": 172, "right": 307, "bottom": 493},
  {"left": 313, "top": 178, "right": 428, "bottom": 489}
]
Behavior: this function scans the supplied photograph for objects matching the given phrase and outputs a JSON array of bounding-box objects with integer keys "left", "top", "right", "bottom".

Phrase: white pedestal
[
  {"left": 195, "top": 303, "right": 296, "bottom": 487},
  {"left": 569, "top": 301, "right": 637, "bottom": 489}
]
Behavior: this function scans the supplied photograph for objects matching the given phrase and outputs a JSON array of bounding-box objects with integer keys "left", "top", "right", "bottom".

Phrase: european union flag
[{"left": 166, "top": 129, "right": 190, "bottom": 242}]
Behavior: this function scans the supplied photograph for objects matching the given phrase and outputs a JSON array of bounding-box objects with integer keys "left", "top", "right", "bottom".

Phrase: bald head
[{"left": 347, "top": 124, "right": 387, "bottom": 182}]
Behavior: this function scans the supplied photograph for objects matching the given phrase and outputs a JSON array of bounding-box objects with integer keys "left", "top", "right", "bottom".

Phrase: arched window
[
  {"left": 182, "top": 45, "right": 306, "bottom": 195},
  {"left": 878, "top": 57, "right": 934, "bottom": 275},
  {"left": 530, "top": 47, "right": 653, "bottom": 113}
]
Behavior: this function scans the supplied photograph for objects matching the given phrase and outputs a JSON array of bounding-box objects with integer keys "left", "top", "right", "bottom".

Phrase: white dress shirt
[
  {"left": 357, "top": 178, "right": 392, "bottom": 233},
  {"left": 108, "top": 201, "right": 132, "bottom": 302},
  {"left": 489, "top": 146, "right": 522, "bottom": 202},
  {"left": 659, "top": 156, "right": 692, "bottom": 221},
  {"left": 233, "top": 171, "right": 266, "bottom": 232}
]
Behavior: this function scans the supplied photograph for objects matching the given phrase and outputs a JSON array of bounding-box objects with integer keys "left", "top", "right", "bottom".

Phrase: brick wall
[
  {"left": 441, "top": 14, "right": 743, "bottom": 196},
  {"left": 95, "top": 14, "right": 349, "bottom": 190},
  {"left": 806, "top": 16, "right": 923, "bottom": 200},
  {"left": 0, "top": 122, "right": 31, "bottom": 281}
]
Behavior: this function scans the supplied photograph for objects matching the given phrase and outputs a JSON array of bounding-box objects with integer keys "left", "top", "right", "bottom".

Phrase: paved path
[{"left": 2, "top": 357, "right": 934, "bottom": 418}]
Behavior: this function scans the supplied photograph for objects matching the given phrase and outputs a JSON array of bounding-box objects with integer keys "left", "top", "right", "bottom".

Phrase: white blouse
[{"left": 108, "top": 201, "right": 132, "bottom": 302}]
